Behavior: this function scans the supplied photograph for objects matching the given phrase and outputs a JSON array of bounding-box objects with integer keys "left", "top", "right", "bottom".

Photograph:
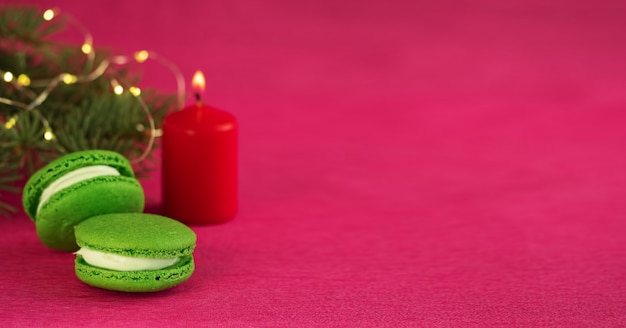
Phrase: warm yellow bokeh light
[
  {"left": 81, "top": 43, "right": 93, "bottom": 54},
  {"left": 62, "top": 74, "right": 77, "bottom": 84},
  {"left": 17, "top": 74, "right": 31, "bottom": 86},
  {"left": 4, "top": 116, "right": 17, "bottom": 129},
  {"left": 111, "top": 79, "right": 124, "bottom": 95},
  {"left": 129, "top": 86, "right": 141, "bottom": 96},
  {"left": 134, "top": 50, "right": 149, "bottom": 63},
  {"left": 3, "top": 71, "right": 14, "bottom": 82},
  {"left": 43, "top": 129, "right": 55, "bottom": 141},
  {"left": 43, "top": 9, "right": 55, "bottom": 21}
]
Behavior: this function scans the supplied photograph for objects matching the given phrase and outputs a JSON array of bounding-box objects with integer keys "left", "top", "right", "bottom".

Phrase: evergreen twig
[{"left": 0, "top": 5, "right": 175, "bottom": 217}]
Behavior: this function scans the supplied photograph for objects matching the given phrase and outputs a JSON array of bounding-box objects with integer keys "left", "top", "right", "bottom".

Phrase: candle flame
[{"left": 192, "top": 71, "right": 205, "bottom": 94}]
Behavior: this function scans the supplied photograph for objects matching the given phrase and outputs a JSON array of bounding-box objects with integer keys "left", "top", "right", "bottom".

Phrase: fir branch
[{"left": 0, "top": 5, "right": 176, "bottom": 216}]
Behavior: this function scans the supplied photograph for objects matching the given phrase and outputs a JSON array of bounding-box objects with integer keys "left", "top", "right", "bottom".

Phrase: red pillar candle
[{"left": 162, "top": 71, "right": 237, "bottom": 224}]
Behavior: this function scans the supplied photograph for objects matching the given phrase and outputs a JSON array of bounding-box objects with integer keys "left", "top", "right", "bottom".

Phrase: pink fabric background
[{"left": 2, "top": 0, "right": 626, "bottom": 326}]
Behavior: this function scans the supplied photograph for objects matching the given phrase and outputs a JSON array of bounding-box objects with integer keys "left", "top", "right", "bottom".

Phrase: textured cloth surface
[{"left": 2, "top": 0, "right": 626, "bottom": 327}]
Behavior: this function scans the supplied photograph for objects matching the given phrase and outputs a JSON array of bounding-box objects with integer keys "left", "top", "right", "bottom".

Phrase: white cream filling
[
  {"left": 37, "top": 165, "right": 121, "bottom": 215},
  {"left": 75, "top": 247, "right": 179, "bottom": 271}
]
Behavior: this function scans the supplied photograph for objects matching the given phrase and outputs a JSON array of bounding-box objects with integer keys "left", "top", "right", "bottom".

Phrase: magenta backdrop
[{"left": 2, "top": 0, "right": 626, "bottom": 327}]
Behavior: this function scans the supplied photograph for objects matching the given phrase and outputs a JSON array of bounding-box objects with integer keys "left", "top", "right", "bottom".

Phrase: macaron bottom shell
[
  {"left": 36, "top": 177, "right": 144, "bottom": 252},
  {"left": 75, "top": 255, "right": 195, "bottom": 292}
]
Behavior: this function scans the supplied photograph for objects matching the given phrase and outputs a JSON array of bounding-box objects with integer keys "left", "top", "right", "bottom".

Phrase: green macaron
[
  {"left": 22, "top": 150, "right": 145, "bottom": 252},
  {"left": 74, "top": 213, "right": 196, "bottom": 292}
]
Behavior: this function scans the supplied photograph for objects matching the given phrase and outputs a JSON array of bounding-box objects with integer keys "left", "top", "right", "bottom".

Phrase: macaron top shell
[
  {"left": 23, "top": 150, "right": 136, "bottom": 221},
  {"left": 75, "top": 213, "right": 197, "bottom": 258}
]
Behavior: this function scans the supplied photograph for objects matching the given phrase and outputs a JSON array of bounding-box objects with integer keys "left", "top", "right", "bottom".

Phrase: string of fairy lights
[{"left": 0, "top": 8, "right": 186, "bottom": 163}]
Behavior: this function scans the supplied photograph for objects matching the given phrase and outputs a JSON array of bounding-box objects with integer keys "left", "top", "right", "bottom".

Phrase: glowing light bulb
[
  {"left": 134, "top": 50, "right": 149, "bottom": 63},
  {"left": 4, "top": 116, "right": 17, "bottom": 129},
  {"left": 17, "top": 74, "right": 31, "bottom": 86},
  {"left": 129, "top": 86, "right": 141, "bottom": 96},
  {"left": 3, "top": 71, "right": 14, "bottom": 82},
  {"left": 62, "top": 74, "right": 77, "bottom": 84},
  {"left": 81, "top": 43, "right": 93, "bottom": 54},
  {"left": 43, "top": 9, "right": 55, "bottom": 21},
  {"left": 43, "top": 129, "right": 55, "bottom": 141},
  {"left": 110, "top": 79, "right": 124, "bottom": 95}
]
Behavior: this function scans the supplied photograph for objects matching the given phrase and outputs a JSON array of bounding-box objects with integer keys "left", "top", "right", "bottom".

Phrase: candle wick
[{"left": 194, "top": 93, "right": 202, "bottom": 106}]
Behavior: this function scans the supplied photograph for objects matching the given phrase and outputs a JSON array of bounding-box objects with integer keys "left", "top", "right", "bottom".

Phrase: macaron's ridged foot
[{"left": 75, "top": 255, "right": 195, "bottom": 292}]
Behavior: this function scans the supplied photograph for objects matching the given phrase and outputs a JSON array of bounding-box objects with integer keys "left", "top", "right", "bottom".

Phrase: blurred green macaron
[{"left": 22, "top": 150, "right": 145, "bottom": 251}]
